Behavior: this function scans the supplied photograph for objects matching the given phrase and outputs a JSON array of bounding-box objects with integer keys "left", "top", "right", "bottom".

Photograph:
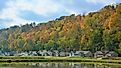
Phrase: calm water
[{"left": 0, "top": 62, "right": 121, "bottom": 68}]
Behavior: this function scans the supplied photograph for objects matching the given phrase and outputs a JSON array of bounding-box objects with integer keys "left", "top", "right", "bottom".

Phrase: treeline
[{"left": 0, "top": 4, "right": 121, "bottom": 55}]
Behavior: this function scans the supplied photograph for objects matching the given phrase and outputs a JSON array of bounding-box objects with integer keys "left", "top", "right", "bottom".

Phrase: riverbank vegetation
[{"left": 0, "top": 56, "right": 121, "bottom": 64}]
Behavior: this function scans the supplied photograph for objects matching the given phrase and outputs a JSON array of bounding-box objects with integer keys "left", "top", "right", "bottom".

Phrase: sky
[{"left": 0, "top": 0, "right": 121, "bottom": 29}]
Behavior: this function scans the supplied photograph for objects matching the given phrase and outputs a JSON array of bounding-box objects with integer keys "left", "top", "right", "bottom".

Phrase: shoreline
[{"left": 0, "top": 56, "right": 121, "bottom": 64}]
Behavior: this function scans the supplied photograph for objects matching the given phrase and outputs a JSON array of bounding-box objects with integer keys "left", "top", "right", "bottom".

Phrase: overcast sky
[{"left": 0, "top": 0, "right": 120, "bottom": 29}]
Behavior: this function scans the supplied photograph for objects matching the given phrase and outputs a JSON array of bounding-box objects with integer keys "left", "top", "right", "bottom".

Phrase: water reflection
[{"left": 0, "top": 63, "right": 121, "bottom": 68}]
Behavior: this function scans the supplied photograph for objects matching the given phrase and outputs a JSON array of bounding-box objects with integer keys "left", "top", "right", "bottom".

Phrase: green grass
[{"left": 0, "top": 56, "right": 121, "bottom": 64}]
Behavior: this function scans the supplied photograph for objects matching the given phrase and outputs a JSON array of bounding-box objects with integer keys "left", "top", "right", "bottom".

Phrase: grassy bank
[{"left": 0, "top": 56, "right": 121, "bottom": 64}]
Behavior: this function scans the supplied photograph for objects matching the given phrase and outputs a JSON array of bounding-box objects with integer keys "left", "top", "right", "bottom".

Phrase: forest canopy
[{"left": 0, "top": 4, "right": 121, "bottom": 55}]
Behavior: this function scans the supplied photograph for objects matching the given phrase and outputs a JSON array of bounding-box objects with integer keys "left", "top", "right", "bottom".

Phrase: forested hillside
[{"left": 0, "top": 4, "right": 121, "bottom": 55}]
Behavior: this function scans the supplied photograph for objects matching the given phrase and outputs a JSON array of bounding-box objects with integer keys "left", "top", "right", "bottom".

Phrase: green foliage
[{"left": 0, "top": 4, "right": 121, "bottom": 56}]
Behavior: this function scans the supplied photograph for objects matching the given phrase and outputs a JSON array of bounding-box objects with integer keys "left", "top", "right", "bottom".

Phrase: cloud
[
  {"left": 0, "top": 0, "right": 120, "bottom": 29},
  {"left": 0, "top": 0, "right": 83, "bottom": 28},
  {"left": 0, "top": 0, "right": 63, "bottom": 28},
  {"left": 15, "top": 0, "right": 62, "bottom": 16},
  {"left": 86, "top": 0, "right": 118, "bottom": 5}
]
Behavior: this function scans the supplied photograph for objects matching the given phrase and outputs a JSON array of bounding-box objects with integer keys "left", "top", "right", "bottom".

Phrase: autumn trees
[{"left": 0, "top": 3, "right": 121, "bottom": 55}]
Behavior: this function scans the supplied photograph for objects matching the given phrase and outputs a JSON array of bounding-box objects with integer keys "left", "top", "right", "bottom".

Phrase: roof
[
  {"left": 75, "top": 51, "right": 91, "bottom": 54},
  {"left": 108, "top": 51, "right": 118, "bottom": 55},
  {"left": 75, "top": 51, "right": 82, "bottom": 54},
  {"left": 95, "top": 51, "right": 103, "bottom": 54},
  {"left": 82, "top": 51, "right": 91, "bottom": 54}
]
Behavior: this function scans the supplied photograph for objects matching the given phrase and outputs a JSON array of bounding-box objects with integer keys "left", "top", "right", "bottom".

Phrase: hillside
[{"left": 0, "top": 3, "right": 121, "bottom": 55}]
